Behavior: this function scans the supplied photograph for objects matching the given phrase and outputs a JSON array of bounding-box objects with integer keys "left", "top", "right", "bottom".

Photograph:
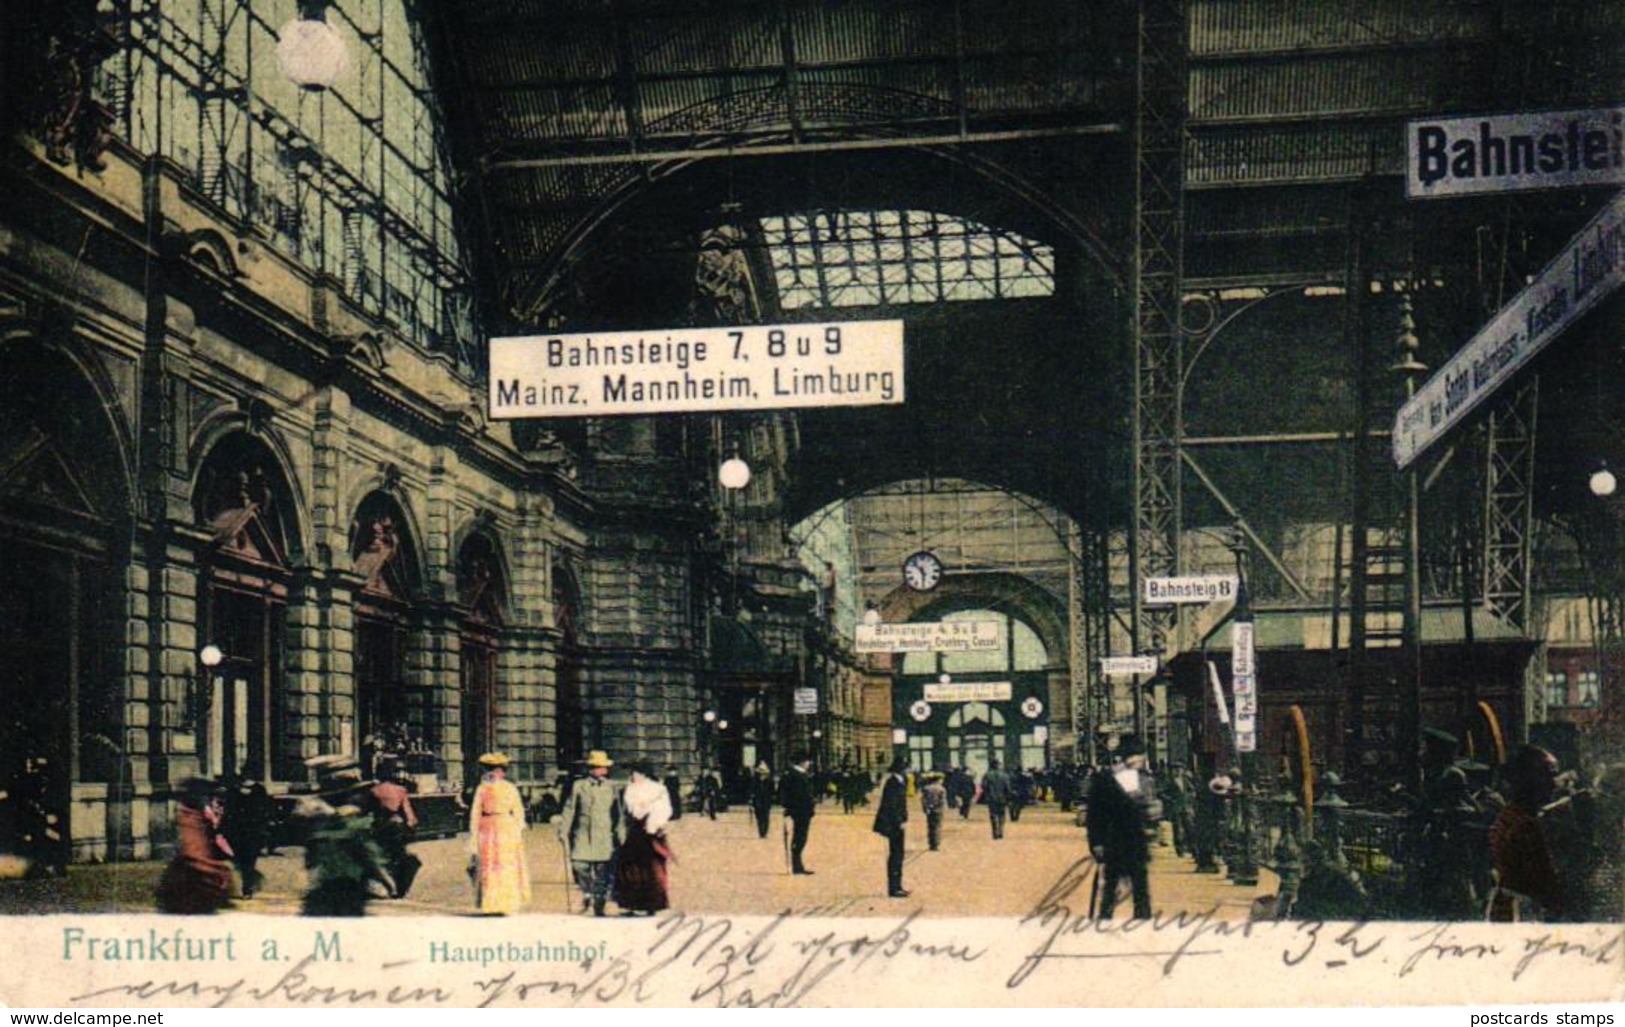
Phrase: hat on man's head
[
  {"left": 585, "top": 750, "right": 614, "bottom": 769},
  {"left": 478, "top": 752, "right": 510, "bottom": 768},
  {"left": 1117, "top": 735, "right": 1146, "bottom": 758}
]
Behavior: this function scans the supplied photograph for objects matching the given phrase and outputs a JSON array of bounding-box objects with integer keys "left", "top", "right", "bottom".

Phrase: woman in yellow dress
[{"left": 468, "top": 753, "right": 530, "bottom": 914}]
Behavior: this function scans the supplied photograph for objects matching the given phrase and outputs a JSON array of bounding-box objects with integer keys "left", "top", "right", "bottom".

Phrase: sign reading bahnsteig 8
[
  {"left": 489, "top": 320, "right": 904, "bottom": 418},
  {"left": 1393, "top": 189, "right": 1625, "bottom": 469}
]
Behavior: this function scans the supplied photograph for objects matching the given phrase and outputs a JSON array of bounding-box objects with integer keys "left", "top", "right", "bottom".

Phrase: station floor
[{"left": 0, "top": 803, "right": 1274, "bottom": 919}]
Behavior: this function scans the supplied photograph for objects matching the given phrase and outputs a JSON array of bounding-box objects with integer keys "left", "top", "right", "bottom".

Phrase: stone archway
[
  {"left": 348, "top": 491, "right": 425, "bottom": 776},
  {"left": 0, "top": 336, "right": 133, "bottom": 867},
  {"left": 456, "top": 530, "right": 511, "bottom": 787}
]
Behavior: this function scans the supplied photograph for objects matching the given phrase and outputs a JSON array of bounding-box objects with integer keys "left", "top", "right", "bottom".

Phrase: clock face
[{"left": 902, "top": 550, "right": 943, "bottom": 591}]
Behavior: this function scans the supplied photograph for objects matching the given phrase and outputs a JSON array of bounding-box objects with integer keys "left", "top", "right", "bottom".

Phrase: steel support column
[
  {"left": 1483, "top": 378, "right": 1538, "bottom": 632},
  {"left": 1131, "top": 0, "right": 1186, "bottom": 684}
]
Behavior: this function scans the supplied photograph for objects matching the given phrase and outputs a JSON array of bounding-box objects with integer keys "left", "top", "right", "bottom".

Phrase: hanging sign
[
  {"left": 923, "top": 681, "right": 1012, "bottom": 703},
  {"left": 793, "top": 688, "right": 819, "bottom": 715},
  {"left": 854, "top": 620, "right": 1003, "bottom": 653},
  {"left": 1232, "top": 621, "right": 1257, "bottom": 753},
  {"left": 1144, "top": 575, "right": 1238, "bottom": 605},
  {"left": 1101, "top": 655, "right": 1160, "bottom": 677},
  {"left": 489, "top": 320, "right": 904, "bottom": 418},
  {"left": 1394, "top": 189, "right": 1625, "bottom": 468}
]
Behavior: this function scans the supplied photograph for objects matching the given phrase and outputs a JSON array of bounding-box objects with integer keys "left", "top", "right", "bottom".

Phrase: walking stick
[
  {"left": 782, "top": 816, "right": 792, "bottom": 875},
  {"left": 559, "top": 835, "right": 575, "bottom": 914}
]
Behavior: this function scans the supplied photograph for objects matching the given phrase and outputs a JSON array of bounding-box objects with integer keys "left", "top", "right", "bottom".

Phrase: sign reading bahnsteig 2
[
  {"left": 488, "top": 320, "right": 904, "bottom": 418},
  {"left": 1393, "top": 189, "right": 1625, "bottom": 469},
  {"left": 1407, "top": 107, "right": 1625, "bottom": 199}
]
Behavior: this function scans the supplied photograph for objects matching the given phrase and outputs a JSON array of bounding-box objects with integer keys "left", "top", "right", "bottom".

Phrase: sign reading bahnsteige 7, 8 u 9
[
  {"left": 1406, "top": 107, "right": 1625, "bottom": 199},
  {"left": 488, "top": 320, "right": 905, "bottom": 418}
]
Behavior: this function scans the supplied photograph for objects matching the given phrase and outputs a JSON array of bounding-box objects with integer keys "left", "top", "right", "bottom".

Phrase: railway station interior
[{"left": 0, "top": 0, "right": 1622, "bottom": 921}]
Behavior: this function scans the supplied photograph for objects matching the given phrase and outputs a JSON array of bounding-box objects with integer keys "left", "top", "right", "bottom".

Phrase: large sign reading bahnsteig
[
  {"left": 1407, "top": 107, "right": 1625, "bottom": 199},
  {"left": 488, "top": 320, "right": 904, "bottom": 417}
]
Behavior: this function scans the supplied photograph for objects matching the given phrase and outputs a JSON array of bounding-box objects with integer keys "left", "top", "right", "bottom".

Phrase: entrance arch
[
  {"left": 193, "top": 432, "right": 302, "bottom": 782},
  {"left": 348, "top": 491, "right": 424, "bottom": 775},
  {"left": 0, "top": 336, "right": 133, "bottom": 865},
  {"left": 946, "top": 702, "right": 1007, "bottom": 778},
  {"left": 552, "top": 560, "right": 587, "bottom": 771},
  {"left": 456, "top": 530, "right": 510, "bottom": 786}
]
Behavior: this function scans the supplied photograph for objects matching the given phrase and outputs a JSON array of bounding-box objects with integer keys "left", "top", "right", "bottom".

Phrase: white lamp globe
[
  {"left": 717, "top": 719, "right": 730, "bottom": 731},
  {"left": 862, "top": 607, "right": 881, "bottom": 627},
  {"left": 277, "top": 16, "right": 350, "bottom": 91},
  {"left": 938, "top": 673, "right": 951, "bottom": 685},
  {"left": 1590, "top": 468, "right": 1617, "bottom": 498},
  {"left": 200, "top": 644, "right": 224, "bottom": 668},
  {"left": 702, "top": 709, "right": 717, "bottom": 723},
  {"left": 718, "top": 457, "right": 752, "bottom": 490}
]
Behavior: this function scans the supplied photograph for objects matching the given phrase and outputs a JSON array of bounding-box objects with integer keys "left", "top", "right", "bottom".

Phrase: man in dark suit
[
  {"left": 980, "top": 758, "right": 1013, "bottom": 840},
  {"left": 873, "top": 756, "right": 910, "bottom": 897},
  {"left": 1086, "top": 737, "right": 1157, "bottom": 919},
  {"left": 779, "top": 755, "right": 817, "bottom": 874},
  {"left": 749, "top": 762, "right": 775, "bottom": 839}
]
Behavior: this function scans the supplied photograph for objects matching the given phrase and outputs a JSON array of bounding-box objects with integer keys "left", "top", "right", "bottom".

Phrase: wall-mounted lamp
[{"left": 863, "top": 607, "right": 882, "bottom": 627}]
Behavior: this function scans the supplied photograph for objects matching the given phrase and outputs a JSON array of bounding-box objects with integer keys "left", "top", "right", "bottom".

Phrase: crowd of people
[{"left": 61, "top": 726, "right": 1621, "bottom": 924}]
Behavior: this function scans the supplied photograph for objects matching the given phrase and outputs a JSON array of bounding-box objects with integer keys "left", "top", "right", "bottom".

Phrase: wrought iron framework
[
  {"left": 758, "top": 210, "right": 1055, "bottom": 310},
  {"left": 1131, "top": 0, "right": 1186, "bottom": 655},
  {"left": 1483, "top": 378, "right": 1538, "bottom": 630},
  {"left": 93, "top": 0, "right": 479, "bottom": 372}
]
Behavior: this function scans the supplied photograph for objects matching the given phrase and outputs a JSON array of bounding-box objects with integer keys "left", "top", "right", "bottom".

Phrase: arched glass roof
[{"left": 760, "top": 210, "right": 1055, "bottom": 309}]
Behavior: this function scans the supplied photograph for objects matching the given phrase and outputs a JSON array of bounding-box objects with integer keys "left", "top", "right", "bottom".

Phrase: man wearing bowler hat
[
  {"left": 1086, "top": 736, "right": 1157, "bottom": 919},
  {"left": 559, "top": 749, "right": 624, "bottom": 916}
]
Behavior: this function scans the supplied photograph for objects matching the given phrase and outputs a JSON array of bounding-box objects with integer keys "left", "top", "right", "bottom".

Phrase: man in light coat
[{"left": 558, "top": 750, "right": 625, "bottom": 916}]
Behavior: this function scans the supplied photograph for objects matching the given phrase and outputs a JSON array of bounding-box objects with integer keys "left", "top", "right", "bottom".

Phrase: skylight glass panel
[{"left": 758, "top": 210, "right": 1054, "bottom": 309}]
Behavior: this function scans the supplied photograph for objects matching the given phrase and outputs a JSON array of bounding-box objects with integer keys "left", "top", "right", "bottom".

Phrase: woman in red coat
[{"left": 156, "top": 778, "right": 234, "bottom": 915}]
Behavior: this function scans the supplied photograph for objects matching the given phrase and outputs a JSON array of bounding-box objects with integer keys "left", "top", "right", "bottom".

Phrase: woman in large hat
[
  {"left": 468, "top": 752, "right": 530, "bottom": 915},
  {"left": 614, "top": 762, "right": 674, "bottom": 915}
]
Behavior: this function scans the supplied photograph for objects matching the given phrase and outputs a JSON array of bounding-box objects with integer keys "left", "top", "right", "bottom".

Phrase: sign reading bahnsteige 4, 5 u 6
[{"left": 488, "top": 320, "right": 904, "bottom": 418}]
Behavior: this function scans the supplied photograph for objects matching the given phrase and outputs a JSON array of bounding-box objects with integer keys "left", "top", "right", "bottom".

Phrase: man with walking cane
[
  {"left": 559, "top": 833, "right": 575, "bottom": 913},
  {"left": 558, "top": 750, "right": 624, "bottom": 916}
]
